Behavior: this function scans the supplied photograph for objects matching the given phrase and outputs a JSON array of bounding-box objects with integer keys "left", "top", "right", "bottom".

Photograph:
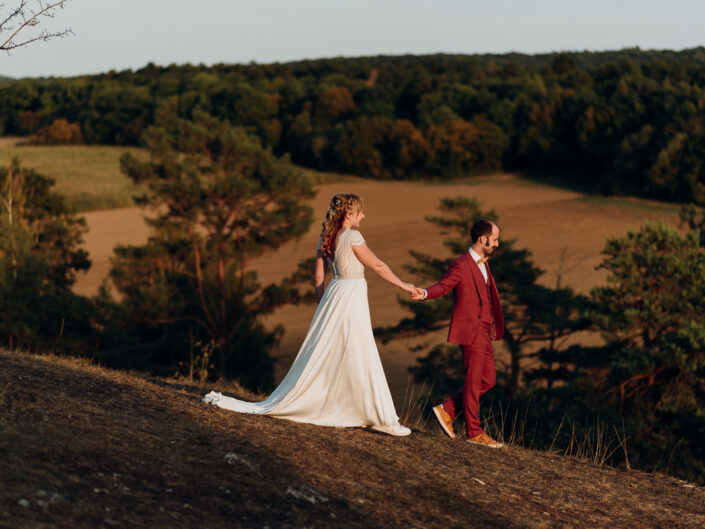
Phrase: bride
[{"left": 203, "top": 193, "right": 414, "bottom": 436}]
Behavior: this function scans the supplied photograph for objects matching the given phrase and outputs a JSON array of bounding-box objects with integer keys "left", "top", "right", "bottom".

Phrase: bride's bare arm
[
  {"left": 314, "top": 254, "right": 327, "bottom": 302},
  {"left": 352, "top": 243, "right": 414, "bottom": 292}
]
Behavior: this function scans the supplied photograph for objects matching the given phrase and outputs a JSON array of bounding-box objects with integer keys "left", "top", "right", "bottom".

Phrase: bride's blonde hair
[{"left": 318, "top": 193, "right": 364, "bottom": 261}]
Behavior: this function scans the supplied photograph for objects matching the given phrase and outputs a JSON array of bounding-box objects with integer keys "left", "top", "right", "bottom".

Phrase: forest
[{"left": 2, "top": 47, "right": 705, "bottom": 203}]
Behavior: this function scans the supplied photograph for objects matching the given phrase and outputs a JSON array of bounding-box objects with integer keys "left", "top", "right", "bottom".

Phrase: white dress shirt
[{"left": 469, "top": 247, "right": 488, "bottom": 283}]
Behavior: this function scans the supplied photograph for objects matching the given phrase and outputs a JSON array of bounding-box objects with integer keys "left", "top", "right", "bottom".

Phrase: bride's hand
[{"left": 401, "top": 282, "right": 416, "bottom": 293}]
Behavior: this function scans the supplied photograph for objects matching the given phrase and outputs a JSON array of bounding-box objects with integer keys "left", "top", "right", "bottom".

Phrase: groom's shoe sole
[{"left": 432, "top": 404, "right": 456, "bottom": 439}]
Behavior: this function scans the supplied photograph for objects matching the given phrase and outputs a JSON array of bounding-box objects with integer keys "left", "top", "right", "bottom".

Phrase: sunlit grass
[
  {"left": 577, "top": 195, "right": 684, "bottom": 214},
  {"left": 0, "top": 137, "right": 146, "bottom": 212},
  {"left": 294, "top": 165, "right": 357, "bottom": 184},
  {"left": 0, "top": 138, "right": 354, "bottom": 211}
]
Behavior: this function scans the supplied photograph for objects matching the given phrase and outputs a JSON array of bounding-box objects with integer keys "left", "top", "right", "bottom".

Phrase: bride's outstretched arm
[
  {"left": 314, "top": 254, "right": 327, "bottom": 302},
  {"left": 352, "top": 243, "right": 415, "bottom": 292}
]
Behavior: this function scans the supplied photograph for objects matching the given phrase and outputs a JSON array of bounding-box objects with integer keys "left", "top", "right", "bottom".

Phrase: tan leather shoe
[
  {"left": 432, "top": 404, "right": 456, "bottom": 439},
  {"left": 467, "top": 433, "right": 503, "bottom": 448}
]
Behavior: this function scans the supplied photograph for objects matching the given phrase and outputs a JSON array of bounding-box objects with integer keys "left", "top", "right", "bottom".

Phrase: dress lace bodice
[{"left": 327, "top": 229, "right": 366, "bottom": 279}]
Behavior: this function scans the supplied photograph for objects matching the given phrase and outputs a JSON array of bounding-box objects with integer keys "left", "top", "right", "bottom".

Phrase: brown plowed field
[{"left": 73, "top": 175, "right": 682, "bottom": 403}]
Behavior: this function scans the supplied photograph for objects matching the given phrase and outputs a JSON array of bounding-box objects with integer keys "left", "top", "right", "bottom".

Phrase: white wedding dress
[{"left": 203, "top": 229, "right": 408, "bottom": 435}]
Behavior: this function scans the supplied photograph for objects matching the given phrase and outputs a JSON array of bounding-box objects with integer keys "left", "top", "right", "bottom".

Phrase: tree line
[{"left": 2, "top": 48, "right": 705, "bottom": 203}]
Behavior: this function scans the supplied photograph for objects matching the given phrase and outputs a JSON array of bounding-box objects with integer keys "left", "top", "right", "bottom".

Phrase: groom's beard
[{"left": 484, "top": 242, "right": 494, "bottom": 256}]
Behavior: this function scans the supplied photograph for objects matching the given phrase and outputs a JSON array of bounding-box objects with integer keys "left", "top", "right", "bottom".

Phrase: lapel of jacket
[
  {"left": 485, "top": 261, "right": 494, "bottom": 288},
  {"left": 463, "top": 252, "right": 485, "bottom": 300},
  {"left": 486, "top": 261, "right": 497, "bottom": 300}
]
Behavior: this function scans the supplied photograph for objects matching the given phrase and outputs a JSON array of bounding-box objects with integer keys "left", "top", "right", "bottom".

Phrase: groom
[{"left": 411, "top": 219, "right": 504, "bottom": 448}]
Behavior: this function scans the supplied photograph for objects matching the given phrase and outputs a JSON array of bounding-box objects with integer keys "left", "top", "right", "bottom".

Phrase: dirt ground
[
  {"left": 72, "top": 175, "right": 682, "bottom": 403},
  {"left": 2, "top": 351, "right": 703, "bottom": 529}
]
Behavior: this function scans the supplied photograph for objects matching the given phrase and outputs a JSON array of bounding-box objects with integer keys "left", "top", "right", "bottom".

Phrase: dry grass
[
  {"left": 479, "top": 402, "right": 633, "bottom": 469},
  {"left": 2, "top": 350, "right": 704, "bottom": 529}
]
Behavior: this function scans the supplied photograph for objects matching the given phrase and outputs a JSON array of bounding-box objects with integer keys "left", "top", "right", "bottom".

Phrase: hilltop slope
[{"left": 1, "top": 351, "right": 703, "bottom": 529}]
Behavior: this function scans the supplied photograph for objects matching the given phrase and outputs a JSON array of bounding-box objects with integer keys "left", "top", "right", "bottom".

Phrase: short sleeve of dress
[{"left": 349, "top": 230, "right": 366, "bottom": 246}]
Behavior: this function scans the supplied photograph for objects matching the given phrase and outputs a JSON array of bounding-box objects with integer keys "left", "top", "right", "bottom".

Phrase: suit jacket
[{"left": 424, "top": 252, "right": 504, "bottom": 345}]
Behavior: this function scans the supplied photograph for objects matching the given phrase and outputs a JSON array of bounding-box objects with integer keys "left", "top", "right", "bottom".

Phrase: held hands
[
  {"left": 410, "top": 286, "right": 426, "bottom": 301},
  {"left": 400, "top": 283, "right": 426, "bottom": 301}
]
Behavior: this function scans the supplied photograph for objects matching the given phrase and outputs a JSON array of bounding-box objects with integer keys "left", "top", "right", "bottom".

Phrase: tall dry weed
[
  {"left": 176, "top": 337, "right": 216, "bottom": 383},
  {"left": 0, "top": 382, "right": 7, "bottom": 431},
  {"left": 478, "top": 400, "right": 631, "bottom": 470},
  {"left": 562, "top": 419, "right": 621, "bottom": 465},
  {"left": 481, "top": 398, "right": 535, "bottom": 447},
  {"left": 398, "top": 381, "right": 434, "bottom": 431}
]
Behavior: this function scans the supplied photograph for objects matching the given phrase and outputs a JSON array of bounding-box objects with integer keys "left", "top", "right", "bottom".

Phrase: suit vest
[{"left": 477, "top": 271, "right": 494, "bottom": 324}]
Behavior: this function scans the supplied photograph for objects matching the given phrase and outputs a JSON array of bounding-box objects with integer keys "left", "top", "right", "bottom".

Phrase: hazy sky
[{"left": 3, "top": 0, "right": 705, "bottom": 78}]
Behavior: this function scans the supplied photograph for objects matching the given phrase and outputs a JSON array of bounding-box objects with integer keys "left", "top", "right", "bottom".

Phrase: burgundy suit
[{"left": 424, "top": 252, "right": 504, "bottom": 438}]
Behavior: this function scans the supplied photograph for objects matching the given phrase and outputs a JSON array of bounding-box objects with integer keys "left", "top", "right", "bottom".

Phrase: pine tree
[
  {"left": 0, "top": 158, "right": 91, "bottom": 351},
  {"left": 110, "top": 113, "right": 316, "bottom": 388}
]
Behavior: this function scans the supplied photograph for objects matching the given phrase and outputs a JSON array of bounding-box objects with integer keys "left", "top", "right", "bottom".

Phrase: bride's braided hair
[{"left": 318, "top": 193, "right": 364, "bottom": 261}]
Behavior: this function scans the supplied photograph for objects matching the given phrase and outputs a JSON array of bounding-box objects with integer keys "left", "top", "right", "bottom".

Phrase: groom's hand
[{"left": 410, "top": 287, "right": 426, "bottom": 301}]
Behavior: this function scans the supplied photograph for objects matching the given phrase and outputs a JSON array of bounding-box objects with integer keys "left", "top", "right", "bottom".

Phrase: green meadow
[
  {"left": 0, "top": 138, "right": 146, "bottom": 211},
  {"left": 0, "top": 138, "right": 349, "bottom": 212}
]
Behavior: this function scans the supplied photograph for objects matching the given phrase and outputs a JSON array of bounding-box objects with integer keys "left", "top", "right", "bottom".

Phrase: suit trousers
[{"left": 442, "top": 322, "right": 496, "bottom": 438}]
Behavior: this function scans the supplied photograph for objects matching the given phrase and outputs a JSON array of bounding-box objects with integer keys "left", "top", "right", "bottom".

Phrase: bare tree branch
[
  {"left": 1, "top": 0, "right": 73, "bottom": 52},
  {"left": 0, "top": 2, "right": 26, "bottom": 32}
]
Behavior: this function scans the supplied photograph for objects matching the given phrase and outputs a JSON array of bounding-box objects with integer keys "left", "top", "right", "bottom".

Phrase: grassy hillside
[
  {"left": 0, "top": 138, "right": 347, "bottom": 212},
  {"left": 0, "top": 137, "right": 146, "bottom": 211},
  {"left": 1, "top": 350, "right": 703, "bottom": 528}
]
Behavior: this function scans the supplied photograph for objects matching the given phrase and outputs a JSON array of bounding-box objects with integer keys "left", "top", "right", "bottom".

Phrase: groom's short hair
[{"left": 470, "top": 219, "right": 494, "bottom": 243}]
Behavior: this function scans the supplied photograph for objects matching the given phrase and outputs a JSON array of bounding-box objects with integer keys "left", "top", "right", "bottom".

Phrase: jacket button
[{"left": 477, "top": 315, "right": 481, "bottom": 319}]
